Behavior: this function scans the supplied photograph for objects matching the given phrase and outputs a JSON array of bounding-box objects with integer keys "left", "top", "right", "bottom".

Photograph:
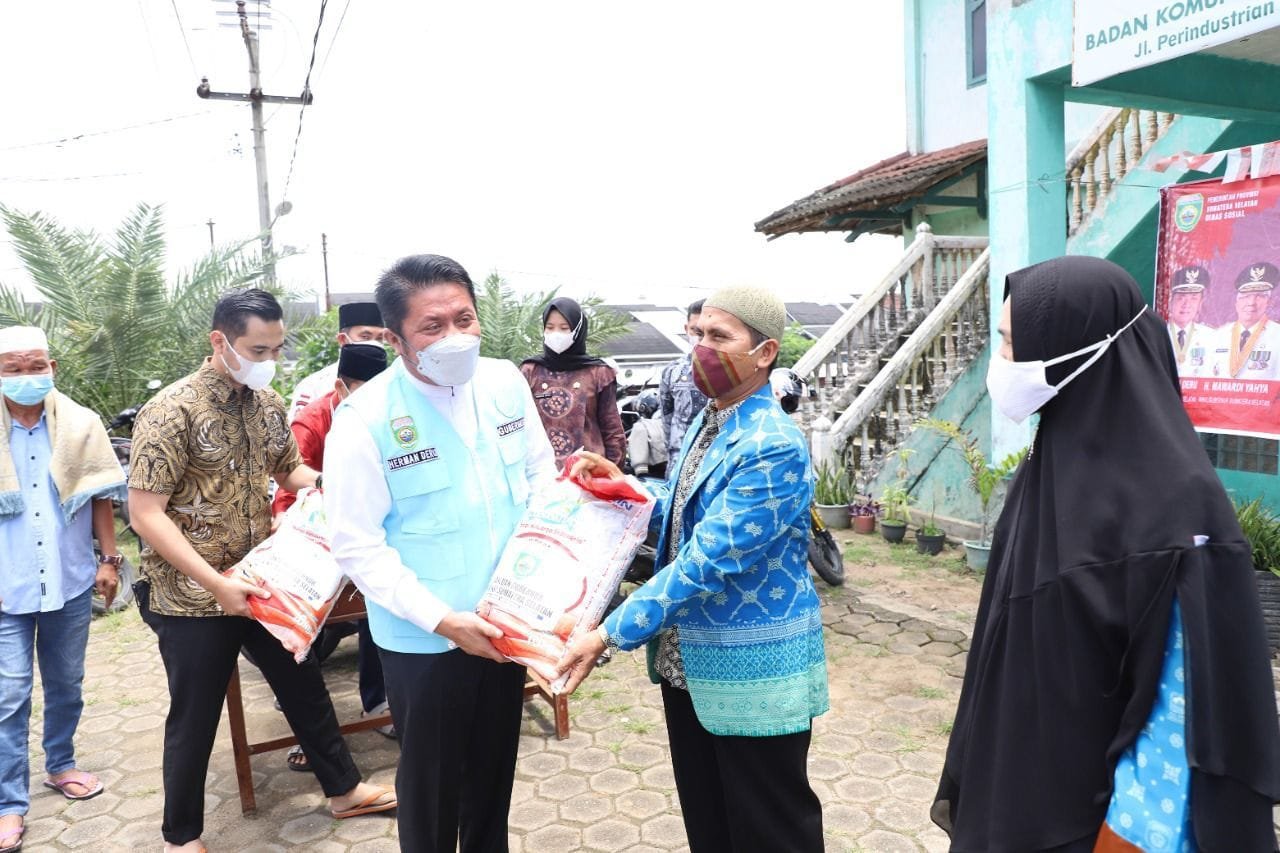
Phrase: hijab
[
  {"left": 933, "top": 256, "right": 1280, "bottom": 851},
  {"left": 522, "top": 297, "right": 607, "bottom": 373}
]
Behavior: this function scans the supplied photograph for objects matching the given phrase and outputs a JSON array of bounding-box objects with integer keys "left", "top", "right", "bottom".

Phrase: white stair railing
[
  {"left": 1068, "top": 108, "right": 1177, "bottom": 235},
  {"left": 809, "top": 248, "right": 991, "bottom": 488},
  {"left": 792, "top": 223, "right": 987, "bottom": 437}
]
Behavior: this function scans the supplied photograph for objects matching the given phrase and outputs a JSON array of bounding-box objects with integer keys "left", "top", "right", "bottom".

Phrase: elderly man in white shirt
[{"left": 324, "top": 254, "right": 556, "bottom": 853}]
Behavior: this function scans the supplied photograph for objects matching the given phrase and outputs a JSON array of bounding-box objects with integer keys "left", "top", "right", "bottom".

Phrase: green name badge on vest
[{"left": 390, "top": 415, "right": 417, "bottom": 448}]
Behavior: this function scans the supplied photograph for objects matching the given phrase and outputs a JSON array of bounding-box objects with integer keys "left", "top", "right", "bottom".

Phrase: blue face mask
[{"left": 2, "top": 373, "right": 54, "bottom": 406}]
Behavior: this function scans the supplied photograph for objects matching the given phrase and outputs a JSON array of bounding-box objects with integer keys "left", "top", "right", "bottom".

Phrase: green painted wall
[
  {"left": 869, "top": 347, "right": 993, "bottom": 535},
  {"left": 914, "top": 207, "right": 989, "bottom": 237}
]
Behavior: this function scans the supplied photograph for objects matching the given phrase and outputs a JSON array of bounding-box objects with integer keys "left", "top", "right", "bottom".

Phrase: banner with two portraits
[{"left": 1156, "top": 175, "right": 1280, "bottom": 439}]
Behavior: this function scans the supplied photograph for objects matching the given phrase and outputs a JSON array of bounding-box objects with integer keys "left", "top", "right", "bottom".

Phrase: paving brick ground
[
  {"left": 18, "top": 577, "right": 972, "bottom": 852},
  {"left": 19, "top": 560, "right": 1277, "bottom": 851}
]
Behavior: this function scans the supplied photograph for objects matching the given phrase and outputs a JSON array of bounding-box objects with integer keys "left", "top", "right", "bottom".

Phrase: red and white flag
[{"left": 1150, "top": 141, "right": 1280, "bottom": 184}]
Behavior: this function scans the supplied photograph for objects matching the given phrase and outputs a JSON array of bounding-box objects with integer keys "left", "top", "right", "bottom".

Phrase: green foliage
[
  {"left": 475, "top": 272, "right": 630, "bottom": 365},
  {"left": 814, "top": 458, "right": 856, "bottom": 506},
  {"left": 274, "top": 307, "right": 339, "bottom": 399},
  {"left": 1234, "top": 497, "right": 1280, "bottom": 576},
  {"left": 776, "top": 323, "right": 815, "bottom": 369},
  {"left": 878, "top": 447, "right": 916, "bottom": 524},
  {"left": 916, "top": 417, "right": 1026, "bottom": 545},
  {"left": 0, "top": 203, "right": 280, "bottom": 422}
]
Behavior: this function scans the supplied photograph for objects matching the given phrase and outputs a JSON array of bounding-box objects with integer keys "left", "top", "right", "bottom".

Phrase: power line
[
  {"left": 277, "top": 0, "right": 329, "bottom": 209},
  {"left": 318, "top": 0, "right": 353, "bottom": 75},
  {"left": 168, "top": 0, "right": 199, "bottom": 76},
  {"left": 0, "top": 172, "right": 142, "bottom": 183},
  {"left": 0, "top": 111, "right": 215, "bottom": 152}
]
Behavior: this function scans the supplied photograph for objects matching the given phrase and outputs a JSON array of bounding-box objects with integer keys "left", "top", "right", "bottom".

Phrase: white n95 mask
[
  {"left": 544, "top": 330, "right": 575, "bottom": 354},
  {"left": 221, "top": 341, "right": 277, "bottom": 391},
  {"left": 987, "top": 306, "right": 1145, "bottom": 423},
  {"left": 415, "top": 333, "right": 481, "bottom": 386}
]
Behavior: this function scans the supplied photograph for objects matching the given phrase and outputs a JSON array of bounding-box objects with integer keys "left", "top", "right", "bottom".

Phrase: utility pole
[
  {"left": 321, "top": 232, "right": 331, "bottom": 311},
  {"left": 207, "top": 219, "right": 216, "bottom": 249},
  {"left": 196, "top": 0, "right": 312, "bottom": 282}
]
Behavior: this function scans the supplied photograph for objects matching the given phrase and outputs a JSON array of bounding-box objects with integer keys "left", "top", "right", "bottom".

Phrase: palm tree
[
  {"left": 0, "top": 202, "right": 273, "bottom": 421},
  {"left": 475, "top": 272, "right": 630, "bottom": 365}
]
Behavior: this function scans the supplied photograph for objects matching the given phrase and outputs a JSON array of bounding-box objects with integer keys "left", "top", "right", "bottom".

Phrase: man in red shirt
[
  {"left": 273, "top": 343, "right": 388, "bottom": 513},
  {"left": 273, "top": 343, "right": 392, "bottom": 767}
]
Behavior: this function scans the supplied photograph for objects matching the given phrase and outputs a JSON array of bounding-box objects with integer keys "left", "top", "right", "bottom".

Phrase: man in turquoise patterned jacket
[{"left": 560, "top": 285, "right": 828, "bottom": 853}]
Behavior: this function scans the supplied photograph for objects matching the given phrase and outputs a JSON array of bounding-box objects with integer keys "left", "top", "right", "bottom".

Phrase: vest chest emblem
[{"left": 390, "top": 415, "right": 417, "bottom": 449}]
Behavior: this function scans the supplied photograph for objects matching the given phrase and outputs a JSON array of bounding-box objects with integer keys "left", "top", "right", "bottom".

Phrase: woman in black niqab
[{"left": 932, "top": 256, "right": 1280, "bottom": 851}]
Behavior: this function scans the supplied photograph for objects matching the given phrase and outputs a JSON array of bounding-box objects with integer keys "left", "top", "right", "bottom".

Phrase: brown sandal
[{"left": 331, "top": 786, "right": 397, "bottom": 819}]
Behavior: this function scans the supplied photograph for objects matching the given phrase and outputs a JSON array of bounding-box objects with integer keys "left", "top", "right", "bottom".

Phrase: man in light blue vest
[{"left": 324, "top": 254, "right": 556, "bottom": 853}]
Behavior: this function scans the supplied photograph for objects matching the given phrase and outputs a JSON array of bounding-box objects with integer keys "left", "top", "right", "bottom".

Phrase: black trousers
[
  {"left": 137, "top": 583, "right": 361, "bottom": 844},
  {"left": 661, "top": 681, "right": 824, "bottom": 853},
  {"left": 380, "top": 648, "right": 525, "bottom": 853},
  {"left": 312, "top": 618, "right": 387, "bottom": 713}
]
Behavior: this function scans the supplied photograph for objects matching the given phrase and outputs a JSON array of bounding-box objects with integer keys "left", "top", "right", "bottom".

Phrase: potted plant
[
  {"left": 878, "top": 448, "right": 915, "bottom": 544},
  {"left": 916, "top": 494, "right": 947, "bottom": 555},
  {"left": 849, "top": 495, "right": 880, "bottom": 535},
  {"left": 916, "top": 519, "right": 946, "bottom": 555},
  {"left": 1235, "top": 497, "right": 1280, "bottom": 652},
  {"left": 916, "top": 418, "right": 1026, "bottom": 571},
  {"left": 813, "top": 458, "right": 855, "bottom": 530}
]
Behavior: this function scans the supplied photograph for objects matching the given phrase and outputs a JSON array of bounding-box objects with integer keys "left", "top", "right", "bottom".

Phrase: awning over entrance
[{"left": 754, "top": 139, "right": 988, "bottom": 241}]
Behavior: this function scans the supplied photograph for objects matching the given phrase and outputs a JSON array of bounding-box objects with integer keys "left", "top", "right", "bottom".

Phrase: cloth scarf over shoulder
[
  {"left": 932, "top": 256, "right": 1280, "bottom": 851},
  {"left": 0, "top": 389, "right": 126, "bottom": 521}
]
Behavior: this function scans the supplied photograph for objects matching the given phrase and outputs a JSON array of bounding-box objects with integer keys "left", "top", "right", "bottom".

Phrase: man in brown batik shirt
[{"left": 128, "top": 289, "right": 395, "bottom": 852}]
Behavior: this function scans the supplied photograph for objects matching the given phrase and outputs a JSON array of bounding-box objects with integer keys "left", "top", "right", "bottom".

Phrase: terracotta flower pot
[{"left": 852, "top": 514, "right": 876, "bottom": 535}]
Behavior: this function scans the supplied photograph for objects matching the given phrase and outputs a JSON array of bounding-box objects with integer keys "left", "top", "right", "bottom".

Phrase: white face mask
[
  {"left": 986, "top": 306, "right": 1146, "bottom": 423},
  {"left": 544, "top": 330, "right": 575, "bottom": 354},
  {"left": 220, "top": 339, "right": 277, "bottom": 391},
  {"left": 415, "top": 333, "right": 481, "bottom": 386}
]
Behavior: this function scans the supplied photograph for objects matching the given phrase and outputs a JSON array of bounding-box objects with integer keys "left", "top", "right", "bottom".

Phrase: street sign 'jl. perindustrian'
[{"left": 1073, "top": 0, "right": 1280, "bottom": 86}]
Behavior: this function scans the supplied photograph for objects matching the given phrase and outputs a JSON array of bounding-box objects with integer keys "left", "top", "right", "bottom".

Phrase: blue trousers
[{"left": 0, "top": 585, "right": 93, "bottom": 816}]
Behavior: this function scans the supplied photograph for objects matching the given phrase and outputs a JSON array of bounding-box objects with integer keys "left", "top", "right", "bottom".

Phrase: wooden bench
[{"left": 224, "top": 583, "right": 569, "bottom": 814}]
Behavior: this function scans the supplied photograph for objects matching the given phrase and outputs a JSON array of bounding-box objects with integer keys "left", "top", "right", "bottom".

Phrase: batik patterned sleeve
[
  {"left": 596, "top": 368, "right": 627, "bottom": 467},
  {"left": 127, "top": 396, "right": 188, "bottom": 496},
  {"left": 265, "top": 395, "right": 304, "bottom": 478},
  {"left": 603, "top": 434, "right": 808, "bottom": 651}
]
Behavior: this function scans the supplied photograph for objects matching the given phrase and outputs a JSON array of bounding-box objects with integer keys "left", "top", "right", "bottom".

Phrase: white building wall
[
  {"left": 907, "top": 0, "right": 1105, "bottom": 154},
  {"left": 912, "top": 0, "right": 988, "bottom": 152}
]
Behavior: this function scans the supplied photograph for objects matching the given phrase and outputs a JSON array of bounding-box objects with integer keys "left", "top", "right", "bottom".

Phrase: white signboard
[{"left": 1073, "top": 0, "right": 1280, "bottom": 86}]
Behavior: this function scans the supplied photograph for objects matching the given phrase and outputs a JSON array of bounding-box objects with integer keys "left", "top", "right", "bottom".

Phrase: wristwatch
[{"left": 98, "top": 554, "right": 123, "bottom": 568}]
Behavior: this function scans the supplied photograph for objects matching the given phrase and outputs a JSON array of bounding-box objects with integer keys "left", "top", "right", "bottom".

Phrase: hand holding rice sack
[
  {"left": 475, "top": 454, "right": 654, "bottom": 688},
  {"left": 222, "top": 488, "right": 344, "bottom": 662}
]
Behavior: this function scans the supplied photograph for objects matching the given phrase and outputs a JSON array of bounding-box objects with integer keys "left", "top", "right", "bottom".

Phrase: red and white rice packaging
[
  {"left": 221, "top": 487, "right": 344, "bottom": 662},
  {"left": 477, "top": 456, "right": 655, "bottom": 691}
]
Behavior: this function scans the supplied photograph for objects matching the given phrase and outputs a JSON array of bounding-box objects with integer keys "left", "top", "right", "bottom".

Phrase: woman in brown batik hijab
[{"left": 520, "top": 297, "right": 626, "bottom": 470}]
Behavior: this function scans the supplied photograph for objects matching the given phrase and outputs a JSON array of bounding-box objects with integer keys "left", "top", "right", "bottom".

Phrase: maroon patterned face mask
[{"left": 690, "top": 341, "right": 765, "bottom": 398}]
